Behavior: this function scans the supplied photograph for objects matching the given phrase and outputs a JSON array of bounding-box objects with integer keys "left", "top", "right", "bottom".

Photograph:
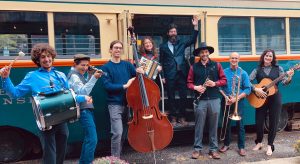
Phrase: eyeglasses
[{"left": 113, "top": 46, "right": 123, "bottom": 50}]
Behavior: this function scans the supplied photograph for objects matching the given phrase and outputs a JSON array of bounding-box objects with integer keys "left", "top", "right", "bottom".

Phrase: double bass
[{"left": 126, "top": 27, "right": 173, "bottom": 153}]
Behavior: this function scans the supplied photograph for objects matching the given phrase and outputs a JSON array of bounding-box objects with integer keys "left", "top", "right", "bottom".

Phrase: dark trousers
[
  {"left": 223, "top": 101, "right": 245, "bottom": 149},
  {"left": 255, "top": 93, "right": 281, "bottom": 146},
  {"left": 166, "top": 71, "right": 188, "bottom": 119},
  {"left": 39, "top": 122, "right": 69, "bottom": 164}
]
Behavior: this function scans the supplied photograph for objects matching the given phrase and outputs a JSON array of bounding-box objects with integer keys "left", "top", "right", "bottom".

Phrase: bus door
[{"left": 131, "top": 14, "right": 202, "bottom": 128}]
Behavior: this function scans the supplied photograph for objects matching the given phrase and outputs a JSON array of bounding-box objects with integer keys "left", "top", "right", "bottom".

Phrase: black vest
[
  {"left": 193, "top": 60, "right": 221, "bottom": 100},
  {"left": 256, "top": 66, "right": 280, "bottom": 86}
]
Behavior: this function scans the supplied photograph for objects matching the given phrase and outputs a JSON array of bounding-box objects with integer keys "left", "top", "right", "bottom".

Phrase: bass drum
[
  {"left": 32, "top": 89, "right": 80, "bottom": 131},
  {"left": 264, "top": 108, "right": 288, "bottom": 132}
]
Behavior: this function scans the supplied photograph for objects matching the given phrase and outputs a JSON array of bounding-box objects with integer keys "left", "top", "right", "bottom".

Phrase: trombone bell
[{"left": 229, "top": 114, "right": 241, "bottom": 121}]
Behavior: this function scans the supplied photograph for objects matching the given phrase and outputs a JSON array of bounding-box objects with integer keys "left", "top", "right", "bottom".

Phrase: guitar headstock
[{"left": 291, "top": 63, "right": 300, "bottom": 71}]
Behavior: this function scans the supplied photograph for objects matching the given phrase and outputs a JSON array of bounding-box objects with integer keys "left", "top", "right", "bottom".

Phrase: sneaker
[
  {"left": 219, "top": 145, "right": 229, "bottom": 153},
  {"left": 209, "top": 151, "right": 221, "bottom": 159}
]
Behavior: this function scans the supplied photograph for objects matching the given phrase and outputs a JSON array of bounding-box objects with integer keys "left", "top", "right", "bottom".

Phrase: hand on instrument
[
  {"left": 287, "top": 69, "right": 294, "bottom": 78},
  {"left": 0, "top": 66, "right": 11, "bottom": 78},
  {"left": 205, "top": 80, "right": 216, "bottom": 87},
  {"left": 194, "top": 85, "right": 206, "bottom": 93},
  {"left": 123, "top": 77, "right": 136, "bottom": 89},
  {"left": 85, "top": 96, "right": 93, "bottom": 104},
  {"left": 254, "top": 87, "right": 267, "bottom": 98},
  {"left": 136, "top": 66, "right": 145, "bottom": 74},
  {"left": 93, "top": 71, "right": 102, "bottom": 79}
]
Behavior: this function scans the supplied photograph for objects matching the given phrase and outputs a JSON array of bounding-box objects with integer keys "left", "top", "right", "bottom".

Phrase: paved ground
[{"left": 15, "top": 129, "right": 300, "bottom": 164}]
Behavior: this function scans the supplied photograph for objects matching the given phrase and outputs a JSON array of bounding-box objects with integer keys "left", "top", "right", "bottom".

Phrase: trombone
[{"left": 219, "top": 71, "right": 242, "bottom": 141}]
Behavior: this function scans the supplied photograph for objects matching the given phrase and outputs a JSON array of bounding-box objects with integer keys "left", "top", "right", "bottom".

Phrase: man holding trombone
[{"left": 219, "top": 52, "right": 251, "bottom": 156}]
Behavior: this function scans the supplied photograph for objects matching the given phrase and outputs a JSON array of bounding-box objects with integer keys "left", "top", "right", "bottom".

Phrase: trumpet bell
[{"left": 229, "top": 114, "right": 241, "bottom": 121}]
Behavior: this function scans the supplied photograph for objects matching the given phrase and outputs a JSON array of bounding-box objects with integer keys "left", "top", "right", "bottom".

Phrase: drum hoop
[
  {"left": 32, "top": 96, "right": 46, "bottom": 131},
  {"left": 69, "top": 89, "right": 80, "bottom": 119}
]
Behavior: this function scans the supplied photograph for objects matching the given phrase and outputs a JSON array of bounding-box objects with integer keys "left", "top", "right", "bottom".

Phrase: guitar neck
[{"left": 265, "top": 72, "right": 287, "bottom": 89}]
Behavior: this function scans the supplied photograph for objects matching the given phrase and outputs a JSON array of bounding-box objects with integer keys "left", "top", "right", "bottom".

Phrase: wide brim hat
[{"left": 193, "top": 42, "right": 214, "bottom": 56}]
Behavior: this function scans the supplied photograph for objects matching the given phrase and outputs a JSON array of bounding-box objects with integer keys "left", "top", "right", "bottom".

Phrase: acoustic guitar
[{"left": 247, "top": 63, "right": 300, "bottom": 108}]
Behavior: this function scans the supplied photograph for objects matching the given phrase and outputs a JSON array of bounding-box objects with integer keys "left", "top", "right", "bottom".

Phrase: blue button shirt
[
  {"left": 1, "top": 67, "right": 85, "bottom": 103},
  {"left": 222, "top": 67, "right": 251, "bottom": 97}
]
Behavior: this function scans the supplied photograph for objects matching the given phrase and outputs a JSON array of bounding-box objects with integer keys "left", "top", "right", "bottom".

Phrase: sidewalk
[{"left": 242, "top": 156, "right": 300, "bottom": 164}]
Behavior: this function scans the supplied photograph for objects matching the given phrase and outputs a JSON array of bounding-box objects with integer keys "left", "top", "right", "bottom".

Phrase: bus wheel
[
  {"left": 264, "top": 108, "right": 288, "bottom": 132},
  {"left": 0, "top": 129, "right": 27, "bottom": 163}
]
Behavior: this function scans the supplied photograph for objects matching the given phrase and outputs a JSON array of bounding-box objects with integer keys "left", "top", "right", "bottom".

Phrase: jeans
[
  {"left": 108, "top": 105, "right": 128, "bottom": 157},
  {"left": 39, "top": 122, "right": 69, "bottom": 164},
  {"left": 79, "top": 109, "right": 98, "bottom": 164},
  {"left": 223, "top": 100, "right": 245, "bottom": 149},
  {"left": 194, "top": 98, "right": 220, "bottom": 152}
]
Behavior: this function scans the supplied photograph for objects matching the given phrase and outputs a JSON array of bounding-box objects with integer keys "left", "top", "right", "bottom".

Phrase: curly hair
[
  {"left": 259, "top": 49, "right": 277, "bottom": 67},
  {"left": 139, "top": 37, "right": 158, "bottom": 58},
  {"left": 31, "top": 43, "right": 57, "bottom": 67}
]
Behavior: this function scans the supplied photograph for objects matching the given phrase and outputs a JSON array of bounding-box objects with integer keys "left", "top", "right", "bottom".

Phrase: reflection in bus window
[
  {"left": 218, "top": 17, "right": 251, "bottom": 55},
  {"left": 255, "top": 18, "right": 286, "bottom": 54},
  {"left": 0, "top": 11, "right": 48, "bottom": 57},
  {"left": 290, "top": 18, "right": 300, "bottom": 54},
  {"left": 54, "top": 13, "right": 100, "bottom": 57}
]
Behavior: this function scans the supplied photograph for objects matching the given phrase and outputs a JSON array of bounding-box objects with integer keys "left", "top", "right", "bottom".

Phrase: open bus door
[{"left": 117, "top": 10, "right": 134, "bottom": 61}]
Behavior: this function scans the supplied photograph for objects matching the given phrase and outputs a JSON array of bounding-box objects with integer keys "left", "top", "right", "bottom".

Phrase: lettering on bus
[
  {"left": 0, "top": 89, "right": 32, "bottom": 105},
  {"left": 2, "top": 97, "right": 32, "bottom": 105}
]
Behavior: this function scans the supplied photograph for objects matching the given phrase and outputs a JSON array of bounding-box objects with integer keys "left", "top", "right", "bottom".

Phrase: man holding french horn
[{"left": 219, "top": 52, "right": 251, "bottom": 156}]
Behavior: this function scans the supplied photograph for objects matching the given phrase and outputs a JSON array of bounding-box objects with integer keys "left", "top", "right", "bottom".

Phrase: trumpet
[
  {"left": 219, "top": 71, "right": 242, "bottom": 141},
  {"left": 88, "top": 66, "right": 107, "bottom": 76}
]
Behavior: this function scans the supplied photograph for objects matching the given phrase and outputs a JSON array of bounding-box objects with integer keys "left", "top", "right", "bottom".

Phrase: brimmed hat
[
  {"left": 73, "top": 54, "right": 90, "bottom": 62},
  {"left": 193, "top": 42, "right": 214, "bottom": 56}
]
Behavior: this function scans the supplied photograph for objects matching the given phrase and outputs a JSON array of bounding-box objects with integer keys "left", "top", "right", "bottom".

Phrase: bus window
[
  {"left": 54, "top": 13, "right": 100, "bottom": 57},
  {"left": 290, "top": 18, "right": 300, "bottom": 54},
  {"left": 255, "top": 17, "right": 286, "bottom": 54},
  {"left": 218, "top": 17, "right": 251, "bottom": 56},
  {"left": 132, "top": 14, "right": 199, "bottom": 62},
  {"left": 0, "top": 11, "right": 48, "bottom": 58}
]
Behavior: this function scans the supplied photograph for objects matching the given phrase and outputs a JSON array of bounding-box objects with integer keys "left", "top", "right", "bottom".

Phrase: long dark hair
[
  {"left": 259, "top": 49, "right": 277, "bottom": 67},
  {"left": 139, "top": 36, "right": 158, "bottom": 58}
]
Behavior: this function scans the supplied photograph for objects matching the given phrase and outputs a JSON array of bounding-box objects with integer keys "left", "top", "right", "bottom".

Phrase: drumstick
[
  {"left": 9, "top": 51, "right": 26, "bottom": 67},
  {"left": 0, "top": 51, "right": 25, "bottom": 75}
]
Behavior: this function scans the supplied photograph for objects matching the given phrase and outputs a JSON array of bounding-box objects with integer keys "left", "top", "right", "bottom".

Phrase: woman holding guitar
[{"left": 249, "top": 49, "right": 294, "bottom": 156}]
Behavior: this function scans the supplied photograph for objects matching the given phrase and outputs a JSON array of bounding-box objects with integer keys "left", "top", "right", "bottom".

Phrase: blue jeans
[
  {"left": 39, "top": 122, "right": 69, "bottom": 164},
  {"left": 223, "top": 101, "right": 245, "bottom": 149},
  {"left": 194, "top": 98, "right": 220, "bottom": 152},
  {"left": 79, "top": 109, "right": 98, "bottom": 164},
  {"left": 108, "top": 105, "right": 128, "bottom": 158}
]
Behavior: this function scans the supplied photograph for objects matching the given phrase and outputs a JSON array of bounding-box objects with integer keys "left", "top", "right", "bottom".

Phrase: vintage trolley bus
[{"left": 0, "top": 0, "right": 300, "bottom": 162}]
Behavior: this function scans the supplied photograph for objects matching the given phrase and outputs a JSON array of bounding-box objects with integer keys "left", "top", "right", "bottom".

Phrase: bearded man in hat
[
  {"left": 159, "top": 16, "right": 199, "bottom": 127},
  {"left": 68, "top": 54, "right": 103, "bottom": 164},
  {"left": 187, "top": 42, "right": 227, "bottom": 159}
]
